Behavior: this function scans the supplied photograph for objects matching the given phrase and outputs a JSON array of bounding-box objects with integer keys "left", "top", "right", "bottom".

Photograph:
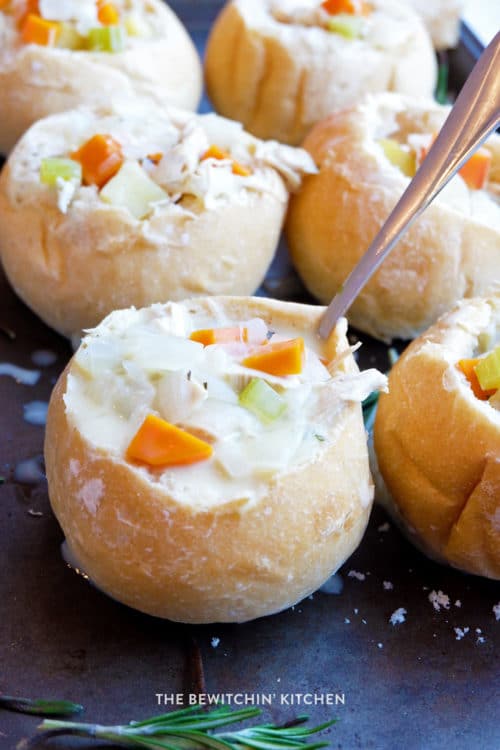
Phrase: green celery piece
[
  {"left": 378, "top": 138, "right": 416, "bottom": 178},
  {"left": 100, "top": 161, "right": 168, "bottom": 220},
  {"left": 87, "top": 25, "right": 126, "bottom": 53},
  {"left": 326, "top": 14, "right": 364, "bottom": 39},
  {"left": 474, "top": 346, "right": 500, "bottom": 391},
  {"left": 239, "top": 378, "right": 286, "bottom": 424},
  {"left": 40, "top": 158, "right": 82, "bottom": 187},
  {"left": 57, "top": 23, "right": 85, "bottom": 50}
]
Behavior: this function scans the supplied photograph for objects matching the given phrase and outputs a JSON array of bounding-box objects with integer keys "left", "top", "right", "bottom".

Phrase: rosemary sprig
[
  {"left": 38, "top": 705, "right": 336, "bottom": 750},
  {"left": 0, "top": 694, "right": 83, "bottom": 717}
]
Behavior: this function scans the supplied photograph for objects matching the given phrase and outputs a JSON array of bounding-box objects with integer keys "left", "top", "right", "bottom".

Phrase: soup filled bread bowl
[
  {"left": 375, "top": 294, "right": 500, "bottom": 580},
  {"left": 286, "top": 92, "right": 500, "bottom": 342},
  {"left": 205, "top": 0, "right": 436, "bottom": 146},
  {"left": 45, "top": 296, "right": 386, "bottom": 623},
  {"left": 0, "top": 0, "right": 202, "bottom": 153},
  {"left": 0, "top": 103, "right": 316, "bottom": 338}
]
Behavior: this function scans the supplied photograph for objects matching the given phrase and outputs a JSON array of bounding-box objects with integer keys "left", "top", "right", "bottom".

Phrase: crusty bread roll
[
  {"left": 0, "top": 103, "right": 316, "bottom": 338},
  {"left": 45, "top": 296, "right": 386, "bottom": 623},
  {"left": 0, "top": 0, "right": 202, "bottom": 154},
  {"left": 286, "top": 92, "right": 500, "bottom": 342},
  {"left": 205, "top": 0, "right": 437, "bottom": 146},
  {"left": 374, "top": 295, "right": 500, "bottom": 580},
  {"left": 404, "top": 0, "right": 463, "bottom": 50}
]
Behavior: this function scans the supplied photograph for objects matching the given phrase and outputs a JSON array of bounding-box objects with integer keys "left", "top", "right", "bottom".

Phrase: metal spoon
[{"left": 319, "top": 30, "right": 500, "bottom": 340}]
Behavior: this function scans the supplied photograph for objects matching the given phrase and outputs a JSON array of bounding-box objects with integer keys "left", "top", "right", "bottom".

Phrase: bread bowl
[
  {"left": 374, "top": 294, "right": 500, "bottom": 580},
  {"left": 404, "top": 0, "right": 463, "bottom": 50},
  {"left": 286, "top": 92, "right": 500, "bottom": 342},
  {"left": 0, "top": 0, "right": 202, "bottom": 154},
  {"left": 205, "top": 0, "right": 437, "bottom": 146},
  {"left": 0, "top": 103, "right": 316, "bottom": 338},
  {"left": 44, "top": 296, "right": 386, "bottom": 623}
]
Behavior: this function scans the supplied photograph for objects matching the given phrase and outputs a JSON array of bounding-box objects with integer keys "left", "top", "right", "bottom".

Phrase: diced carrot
[
  {"left": 190, "top": 326, "right": 248, "bottom": 347},
  {"left": 71, "top": 134, "right": 124, "bottom": 189},
  {"left": 97, "top": 0, "right": 120, "bottom": 25},
  {"left": 145, "top": 152, "right": 163, "bottom": 165},
  {"left": 242, "top": 338, "right": 305, "bottom": 376},
  {"left": 202, "top": 145, "right": 230, "bottom": 161},
  {"left": 321, "top": 0, "right": 371, "bottom": 16},
  {"left": 457, "top": 358, "right": 496, "bottom": 400},
  {"left": 231, "top": 161, "right": 252, "bottom": 177},
  {"left": 201, "top": 144, "right": 252, "bottom": 177},
  {"left": 126, "top": 414, "right": 213, "bottom": 467},
  {"left": 16, "top": 0, "right": 39, "bottom": 29},
  {"left": 459, "top": 148, "right": 491, "bottom": 190},
  {"left": 21, "top": 13, "right": 60, "bottom": 46}
]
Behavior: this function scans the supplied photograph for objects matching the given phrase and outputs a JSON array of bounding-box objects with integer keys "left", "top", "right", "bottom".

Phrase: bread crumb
[
  {"left": 493, "top": 602, "right": 500, "bottom": 621},
  {"left": 476, "top": 628, "right": 482, "bottom": 634},
  {"left": 429, "top": 590, "right": 450, "bottom": 612},
  {"left": 454, "top": 600, "right": 462, "bottom": 608},
  {"left": 454, "top": 627, "right": 469, "bottom": 641},
  {"left": 378, "top": 522, "right": 390, "bottom": 532},
  {"left": 211, "top": 637, "right": 220, "bottom": 648},
  {"left": 344, "top": 618, "right": 350, "bottom": 624},
  {"left": 477, "top": 636, "right": 486, "bottom": 645},
  {"left": 377, "top": 643, "right": 383, "bottom": 649},
  {"left": 348, "top": 570, "right": 366, "bottom": 581},
  {"left": 383, "top": 581, "right": 394, "bottom": 591},
  {"left": 390, "top": 608, "right": 407, "bottom": 626}
]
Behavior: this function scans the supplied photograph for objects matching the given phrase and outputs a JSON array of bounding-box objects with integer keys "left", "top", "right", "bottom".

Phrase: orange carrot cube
[
  {"left": 71, "top": 134, "right": 124, "bottom": 189},
  {"left": 190, "top": 326, "right": 248, "bottom": 347},
  {"left": 21, "top": 13, "right": 60, "bottom": 46},
  {"left": 127, "top": 414, "right": 213, "bottom": 467},
  {"left": 459, "top": 148, "right": 491, "bottom": 190},
  {"left": 97, "top": 0, "right": 120, "bottom": 26},
  {"left": 457, "top": 358, "right": 496, "bottom": 400},
  {"left": 243, "top": 338, "right": 305, "bottom": 376}
]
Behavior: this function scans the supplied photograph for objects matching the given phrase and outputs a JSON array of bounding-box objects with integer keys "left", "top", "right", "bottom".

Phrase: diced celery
[
  {"left": 40, "top": 158, "right": 82, "bottom": 187},
  {"left": 100, "top": 161, "right": 168, "bottom": 220},
  {"left": 474, "top": 346, "right": 500, "bottom": 391},
  {"left": 56, "top": 23, "right": 85, "bottom": 50},
  {"left": 86, "top": 25, "right": 125, "bottom": 53},
  {"left": 378, "top": 138, "right": 417, "bottom": 178},
  {"left": 238, "top": 378, "right": 286, "bottom": 424},
  {"left": 124, "top": 13, "right": 151, "bottom": 37},
  {"left": 326, "top": 14, "right": 364, "bottom": 39}
]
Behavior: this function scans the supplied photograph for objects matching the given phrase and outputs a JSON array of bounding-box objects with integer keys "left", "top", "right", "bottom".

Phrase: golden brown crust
[
  {"left": 286, "top": 93, "right": 500, "bottom": 342},
  {"left": 374, "top": 295, "right": 500, "bottom": 579},
  {"left": 205, "top": 0, "right": 436, "bottom": 146},
  {"left": 45, "top": 296, "right": 374, "bottom": 623},
  {"left": 0, "top": 0, "right": 202, "bottom": 154}
]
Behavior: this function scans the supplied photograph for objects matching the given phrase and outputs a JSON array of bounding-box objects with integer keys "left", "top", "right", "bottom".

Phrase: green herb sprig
[
  {"left": 0, "top": 694, "right": 83, "bottom": 717},
  {"left": 38, "top": 704, "right": 336, "bottom": 750}
]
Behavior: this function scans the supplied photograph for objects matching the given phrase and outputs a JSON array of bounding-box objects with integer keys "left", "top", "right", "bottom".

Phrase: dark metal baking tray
[{"left": 1, "top": 4, "right": 499, "bottom": 749}]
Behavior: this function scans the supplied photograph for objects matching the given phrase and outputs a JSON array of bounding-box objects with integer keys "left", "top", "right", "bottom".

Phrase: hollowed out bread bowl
[
  {"left": 45, "top": 296, "right": 386, "bottom": 623},
  {"left": 0, "top": 104, "right": 316, "bottom": 338},
  {"left": 0, "top": 0, "right": 202, "bottom": 154},
  {"left": 404, "top": 0, "right": 463, "bottom": 50},
  {"left": 204, "top": 0, "right": 436, "bottom": 146},
  {"left": 286, "top": 93, "right": 500, "bottom": 342},
  {"left": 374, "top": 295, "right": 500, "bottom": 580}
]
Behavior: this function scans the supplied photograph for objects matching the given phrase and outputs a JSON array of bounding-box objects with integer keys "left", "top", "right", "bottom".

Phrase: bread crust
[
  {"left": 0, "top": 107, "right": 294, "bottom": 338},
  {"left": 374, "top": 295, "right": 500, "bottom": 579},
  {"left": 0, "top": 0, "right": 202, "bottom": 154},
  {"left": 45, "top": 296, "right": 375, "bottom": 623},
  {"left": 286, "top": 93, "right": 500, "bottom": 342},
  {"left": 205, "top": 0, "right": 436, "bottom": 145}
]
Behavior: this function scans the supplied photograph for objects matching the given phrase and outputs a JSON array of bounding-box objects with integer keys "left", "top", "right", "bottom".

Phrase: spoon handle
[{"left": 319, "top": 30, "right": 500, "bottom": 340}]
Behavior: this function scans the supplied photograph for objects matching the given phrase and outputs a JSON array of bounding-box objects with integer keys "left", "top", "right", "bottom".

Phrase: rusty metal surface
[{"left": 1, "top": 4, "right": 499, "bottom": 749}]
